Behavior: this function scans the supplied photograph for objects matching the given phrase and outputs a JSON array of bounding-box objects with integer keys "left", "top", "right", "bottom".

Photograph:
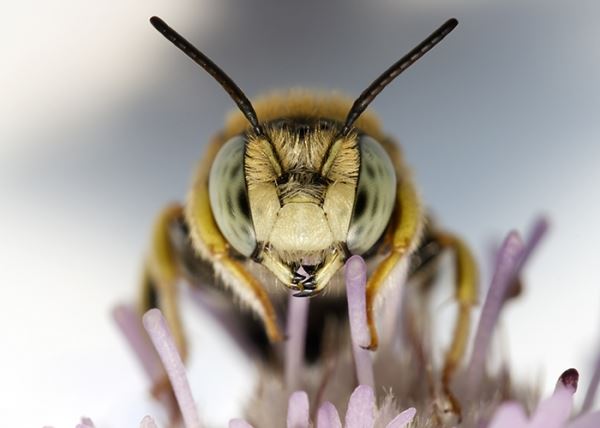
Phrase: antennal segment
[
  {"left": 150, "top": 16, "right": 264, "bottom": 136},
  {"left": 340, "top": 18, "right": 458, "bottom": 137}
]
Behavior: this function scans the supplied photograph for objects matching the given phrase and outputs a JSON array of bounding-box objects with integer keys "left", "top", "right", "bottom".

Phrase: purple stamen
[
  {"left": 466, "top": 232, "right": 524, "bottom": 396},
  {"left": 143, "top": 309, "right": 202, "bottom": 428},
  {"left": 488, "top": 369, "right": 600, "bottom": 428},
  {"left": 287, "top": 391, "right": 310, "bottom": 428},
  {"left": 528, "top": 369, "right": 578, "bottom": 428},
  {"left": 285, "top": 291, "right": 310, "bottom": 391},
  {"left": 516, "top": 217, "right": 549, "bottom": 271},
  {"left": 467, "top": 220, "right": 548, "bottom": 397},
  {"left": 352, "top": 341, "right": 375, "bottom": 388},
  {"left": 345, "top": 256, "right": 371, "bottom": 348},
  {"left": 345, "top": 256, "right": 375, "bottom": 388}
]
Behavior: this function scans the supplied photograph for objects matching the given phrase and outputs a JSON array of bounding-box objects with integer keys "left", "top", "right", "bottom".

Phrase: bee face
[
  {"left": 208, "top": 116, "right": 397, "bottom": 294},
  {"left": 147, "top": 16, "right": 458, "bottom": 346},
  {"left": 149, "top": 16, "right": 456, "bottom": 296}
]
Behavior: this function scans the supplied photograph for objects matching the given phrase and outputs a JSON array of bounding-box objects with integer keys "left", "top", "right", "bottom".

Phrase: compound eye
[
  {"left": 208, "top": 136, "right": 256, "bottom": 256},
  {"left": 347, "top": 136, "right": 396, "bottom": 255}
]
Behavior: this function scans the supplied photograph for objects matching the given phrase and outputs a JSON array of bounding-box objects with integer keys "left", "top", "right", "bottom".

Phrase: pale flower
[{"left": 60, "top": 218, "right": 600, "bottom": 427}]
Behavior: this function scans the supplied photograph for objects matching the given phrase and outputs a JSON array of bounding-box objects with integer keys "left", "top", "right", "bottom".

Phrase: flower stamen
[
  {"left": 286, "top": 291, "right": 311, "bottom": 392},
  {"left": 142, "top": 308, "right": 202, "bottom": 428},
  {"left": 345, "top": 255, "right": 375, "bottom": 388}
]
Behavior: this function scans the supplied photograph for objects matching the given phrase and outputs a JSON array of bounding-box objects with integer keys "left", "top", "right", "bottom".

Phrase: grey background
[{"left": 2, "top": 0, "right": 600, "bottom": 426}]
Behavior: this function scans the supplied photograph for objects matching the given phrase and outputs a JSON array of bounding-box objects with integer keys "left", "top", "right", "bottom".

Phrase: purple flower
[
  {"left": 489, "top": 369, "right": 600, "bottom": 428},
  {"left": 230, "top": 384, "right": 415, "bottom": 428},
  {"left": 94, "top": 217, "right": 600, "bottom": 427},
  {"left": 116, "top": 307, "right": 416, "bottom": 428}
]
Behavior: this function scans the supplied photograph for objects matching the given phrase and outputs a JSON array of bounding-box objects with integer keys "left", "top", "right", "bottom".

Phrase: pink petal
[
  {"left": 345, "top": 385, "right": 375, "bottom": 428},
  {"left": 139, "top": 415, "right": 159, "bottom": 428},
  {"left": 568, "top": 411, "right": 600, "bottom": 428},
  {"left": 385, "top": 407, "right": 416, "bottom": 428},
  {"left": 143, "top": 309, "right": 202, "bottom": 428},
  {"left": 287, "top": 391, "right": 310, "bottom": 428},
  {"left": 316, "top": 401, "right": 342, "bottom": 428},
  {"left": 285, "top": 291, "right": 310, "bottom": 391},
  {"left": 488, "top": 402, "right": 529, "bottom": 428},
  {"left": 229, "top": 418, "right": 255, "bottom": 428}
]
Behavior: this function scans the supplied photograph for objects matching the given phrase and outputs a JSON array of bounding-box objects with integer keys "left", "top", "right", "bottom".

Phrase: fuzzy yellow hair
[{"left": 223, "top": 89, "right": 386, "bottom": 141}]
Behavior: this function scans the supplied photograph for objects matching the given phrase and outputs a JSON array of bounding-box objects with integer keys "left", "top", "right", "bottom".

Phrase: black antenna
[
  {"left": 340, "top": 18, "right": 458, "bottom": 136},
  {"left": 150, "top": 16, "right": 264, "bottom": 136}
]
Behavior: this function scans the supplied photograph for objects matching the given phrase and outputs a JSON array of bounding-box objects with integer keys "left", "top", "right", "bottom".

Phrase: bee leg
[
  {"left": 365, "top": 179, "right": 424, "bottom": 350},
  {"left": 139, "top": 203, "right": 189, "bottom": 360},
  {"left": 434, "top": 231, "right": 478, "bottom": 415},
  {"left": 186, "top": 169, "right": 283, "bottom": 342},
  {"left": 212, "top": 256, "right": 284, "bottom": 342},
  {"left": 408, "top": 224, "right": 478, "bottom": 420}
]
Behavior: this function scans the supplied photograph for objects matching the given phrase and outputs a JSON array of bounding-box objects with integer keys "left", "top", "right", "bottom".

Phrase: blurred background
[{"left": 2, "top": 0, "right": 600, "bottom": 426}]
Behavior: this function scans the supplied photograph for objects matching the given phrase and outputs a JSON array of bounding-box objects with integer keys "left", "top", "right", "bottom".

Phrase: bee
[{"left": 141, "top": 16, "right": 477, "bottom": 397}]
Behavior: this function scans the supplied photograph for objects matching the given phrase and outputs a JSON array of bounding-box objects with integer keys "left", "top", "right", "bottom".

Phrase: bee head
[
  {"left": 209, "top": 117, "right": 397, "bottom": 294},
  {"left": 151, "top": 15, "right": 458, "bottom": 294}
]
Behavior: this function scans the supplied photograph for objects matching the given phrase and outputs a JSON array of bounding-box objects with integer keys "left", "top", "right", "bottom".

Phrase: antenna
[
  {"left": 341, "top": 18, "right": 458, "bottom": 136},
  {"left": 150, "top": 16, "right": 264, "bottom": 136}
]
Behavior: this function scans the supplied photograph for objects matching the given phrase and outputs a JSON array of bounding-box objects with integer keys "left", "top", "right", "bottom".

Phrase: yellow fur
[{"left": 223, "top": 90, "right": 386, "bottom": 141}]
